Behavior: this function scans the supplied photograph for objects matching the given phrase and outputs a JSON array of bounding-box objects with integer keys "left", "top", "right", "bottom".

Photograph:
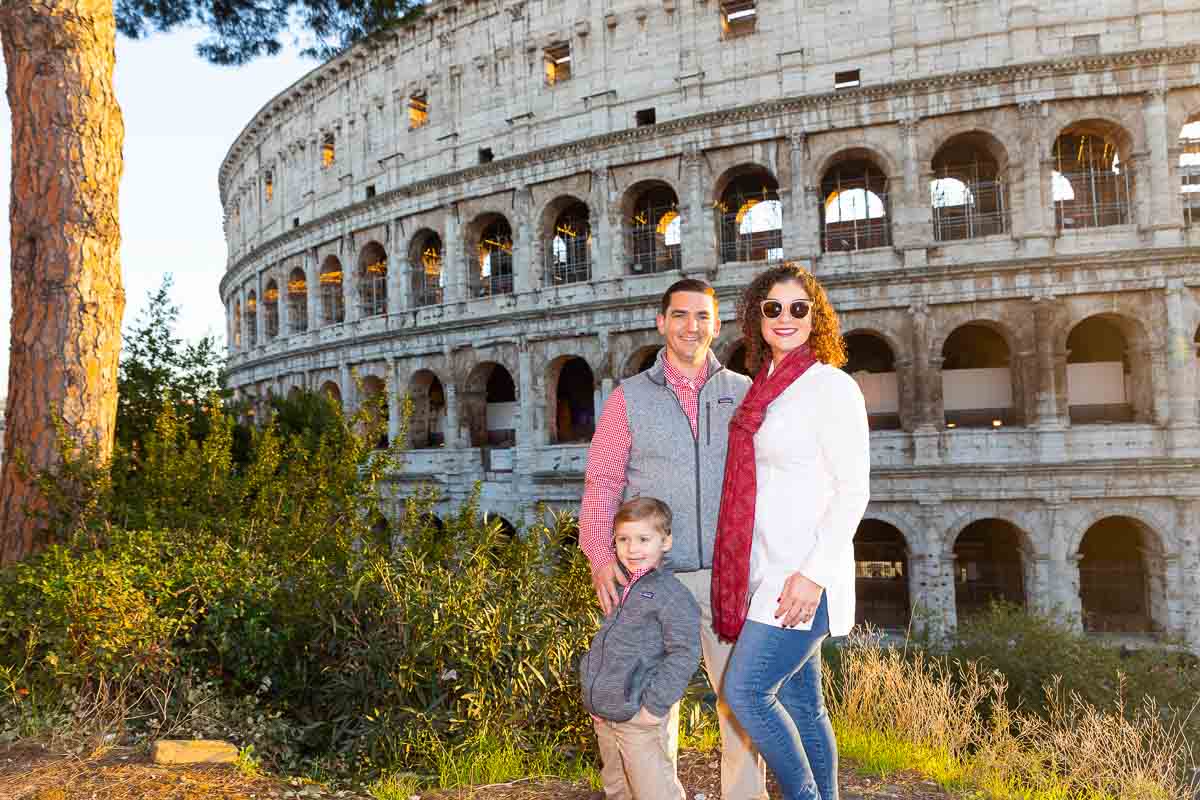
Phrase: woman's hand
[{"left": 775, "top": 572, "right": 823, "bottom": 628}]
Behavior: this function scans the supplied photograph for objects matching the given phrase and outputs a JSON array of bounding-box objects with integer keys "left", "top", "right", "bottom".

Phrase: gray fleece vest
[{"left": 621, "top": 350, "right": 751, "bottom": 572}]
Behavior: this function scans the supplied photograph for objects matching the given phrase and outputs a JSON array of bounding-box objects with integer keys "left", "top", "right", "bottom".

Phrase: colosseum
[{"left": 218, "top": 0, "right": 1200, "bottom": 647}]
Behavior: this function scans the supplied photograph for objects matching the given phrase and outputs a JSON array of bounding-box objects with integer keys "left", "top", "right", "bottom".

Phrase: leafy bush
[{"left": 0, "top": 390, "right": 598, "bottom": 777}]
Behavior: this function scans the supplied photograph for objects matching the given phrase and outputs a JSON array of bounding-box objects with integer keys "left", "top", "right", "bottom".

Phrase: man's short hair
[
  {"left": 660, "top": 278, "right": 718, "bottom": 316},
  {"left": 613, "top": 496, "right": 673, "bottom": 539}
]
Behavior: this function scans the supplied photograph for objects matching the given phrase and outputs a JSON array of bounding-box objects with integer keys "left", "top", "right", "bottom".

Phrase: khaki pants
[
  {"left": 594, "top": 708, "right": 685, "bottom": 800},
  {"left": 675, "top": 569, "right": 769, "bottom": 800}
]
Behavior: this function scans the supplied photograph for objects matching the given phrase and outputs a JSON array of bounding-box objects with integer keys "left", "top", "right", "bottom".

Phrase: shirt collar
[{"left": 662, "top": 355, "right": 709, "bottom": 390}]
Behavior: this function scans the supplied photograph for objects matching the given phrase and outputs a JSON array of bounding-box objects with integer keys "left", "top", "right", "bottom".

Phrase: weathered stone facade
[{"left": 218, "top": 0, "right": 1200, "bottom": 647}]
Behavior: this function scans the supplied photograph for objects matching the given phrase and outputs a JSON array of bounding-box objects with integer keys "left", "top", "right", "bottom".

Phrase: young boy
[{"left": 580, "top": 497, "right": 701, "bottom": 800}]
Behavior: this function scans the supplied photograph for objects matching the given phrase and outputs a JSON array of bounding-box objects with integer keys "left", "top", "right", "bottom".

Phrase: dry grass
[{"left": 828, "top": 629, "right": 1198, "bottom": 800}]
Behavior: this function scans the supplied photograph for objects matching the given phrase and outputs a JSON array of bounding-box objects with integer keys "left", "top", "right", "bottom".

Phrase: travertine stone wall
[{"left": 218, "top": 1, "right": 1200, "bottom": 647}]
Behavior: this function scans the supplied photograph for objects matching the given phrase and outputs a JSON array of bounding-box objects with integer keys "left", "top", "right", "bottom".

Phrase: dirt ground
[{"left": 0, "top": 743, "right": 958, "bottom": 800}]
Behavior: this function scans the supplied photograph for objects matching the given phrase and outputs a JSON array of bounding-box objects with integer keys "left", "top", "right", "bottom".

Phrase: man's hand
[
  {"left": 591, "top": 559, "right": 628, "bottom": 616},
  {"left": 775, "top": 572, "right": 823, "bottom": 628}
]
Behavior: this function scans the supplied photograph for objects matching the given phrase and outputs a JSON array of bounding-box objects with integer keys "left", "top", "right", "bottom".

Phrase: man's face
[{"left": 656, "top": 291, "right": 720, "bottom": 366}]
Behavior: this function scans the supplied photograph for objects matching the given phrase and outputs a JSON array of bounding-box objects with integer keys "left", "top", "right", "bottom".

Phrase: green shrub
[{"left": 948, "top": 603, "right": 1200, "bottom": 743}]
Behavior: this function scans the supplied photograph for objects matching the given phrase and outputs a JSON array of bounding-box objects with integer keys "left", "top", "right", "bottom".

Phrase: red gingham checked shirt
[{"left": 580, "top": 357, "right": 710, "bottom": 573}]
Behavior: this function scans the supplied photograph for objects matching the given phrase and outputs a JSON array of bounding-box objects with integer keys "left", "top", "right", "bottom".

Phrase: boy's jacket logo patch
[
  {"left": 718, "top": 397, "right": 735, "bottom": 404},
  {"left": 640, "top": 591, "right": 655, "bottom": 599}
]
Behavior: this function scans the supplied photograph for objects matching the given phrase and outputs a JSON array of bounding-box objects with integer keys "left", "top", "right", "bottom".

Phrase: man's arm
[{"left": 580, "top": 386, "right": 632, "bottom": 615}]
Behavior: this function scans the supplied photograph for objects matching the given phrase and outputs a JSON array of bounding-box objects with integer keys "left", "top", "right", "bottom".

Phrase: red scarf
[{"left": 711, "top": 343, "right": 818, "bottom": 641}]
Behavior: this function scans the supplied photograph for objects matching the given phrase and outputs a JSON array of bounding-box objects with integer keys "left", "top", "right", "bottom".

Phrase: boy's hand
[{"left": 592, "top": 560, "right": 628, "bottom": 616}]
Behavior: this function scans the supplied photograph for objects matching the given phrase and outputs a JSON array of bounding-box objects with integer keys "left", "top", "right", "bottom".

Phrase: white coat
[{"left": 745, "top": 361, "right": 871, "bottom": 636}]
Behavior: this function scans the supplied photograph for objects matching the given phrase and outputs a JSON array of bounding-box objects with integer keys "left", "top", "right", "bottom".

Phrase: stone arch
[
  {"left": 929, "top": 130, "right": 1011, "bottom": 241},
  {"left": 463, "top": 360, "right": 518, "bottom": 447},
  {"left": 541, "top": 194, "right": 592, "bottom": 286},
  {"left": 621, "top": 179, "right": 682, "bottom": 274},
  {"left": 287, "top": 267, "right": 308, "bottom": 333},
  {"left": 465, "top": 212, "right": 515, "bottom": 298},
  {"left": 843, "top": 330, "right": 900, "bottom": 430},
  {"left": 939, "top": 320, "right": 1022, "bottom": 428},
  {"left": 854, "top": 518, "right": 912, "bottom": 631},
  {"left": 483, "top": 512, "right": 518, "bottom": 538},
  {"left": 321, "top": 380, "right": 343, "bottom": 408},
  {"left": 319, "top": 255, "right": 346, "bottom": 325},
  {"left": 949, "top": 518, "right": 1034, "bottom": 618},
  {"left": 547, "top": 354, "right": 597, "bottom": 444},
  {"left": 263, "top": 279, "right": 280, "bottom": 339},
  {"left": 245, "top": 290, "right": 259, "bottom": 347},
  {"left": 811, "top": 143, "right": 900, "bottom": 186},
  {"left": 1065, "top": 504, "right": 1174, "bottom": 557},
  {"left": 1063, "top": 312, "right": 1153, "bottom": 424},
  {"left": 1076, "top": 515, "right": 1169, "bottom": 634},
  {"left": 408, "top": 369, "right": 447, "bottom": 449},
  {"left": 409, "top": 228, "right": 445, "bottom": 307},
  {"left": 711, "top": 163, "right": 784, "bottom": 264},
  {"left": 622, "top": 345, "right": 662, "bottom": 379},
  {"left": 360, "top": 374, "right": 389, "bottom": 448},
  {"left": 923, "top": 124, "right": 1012, "bottom": 172},
  {"left": 818, "top": 148, "right": 893, "bottom": 253},
  {"left": 358, "top": 240, "right": 388, "bottom": 317},
  {"left": 1051, "top": 118, "right": 1136, "bottom": 230}
]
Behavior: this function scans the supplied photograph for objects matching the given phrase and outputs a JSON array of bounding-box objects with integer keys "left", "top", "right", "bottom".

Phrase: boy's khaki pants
[{"left": 593, "top": 707, "right": 684, "bottom": 800}]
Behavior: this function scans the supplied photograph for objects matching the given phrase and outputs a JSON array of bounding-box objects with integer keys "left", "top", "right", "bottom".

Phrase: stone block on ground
[{"left": 150, "top": 739, "right": 238, "bottom": 765}]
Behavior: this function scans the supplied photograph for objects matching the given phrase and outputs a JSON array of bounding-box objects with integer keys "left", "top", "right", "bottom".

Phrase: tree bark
[{"left": 0, "top": 0, "right": 125, "bottom": 563}]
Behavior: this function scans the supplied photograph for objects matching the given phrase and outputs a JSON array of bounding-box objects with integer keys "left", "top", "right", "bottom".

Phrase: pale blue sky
[{"left": 0, "top": 28, "right": 316, "bottom": 398}]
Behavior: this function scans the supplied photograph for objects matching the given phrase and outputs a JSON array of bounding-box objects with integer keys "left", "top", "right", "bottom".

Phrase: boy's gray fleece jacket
[{"left": 580, "top": 567, "right": 701, "bottom": 721}]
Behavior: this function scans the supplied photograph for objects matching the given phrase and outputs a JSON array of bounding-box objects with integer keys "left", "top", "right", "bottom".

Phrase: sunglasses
[{"left": 759, "top": 299, "right": 812, "bottom": 320}]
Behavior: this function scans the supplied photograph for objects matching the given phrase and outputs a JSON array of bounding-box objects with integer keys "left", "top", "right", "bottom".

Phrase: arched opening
[
  {"left": 546, "top": 200, "right": 592, "bottom": 285},
  {"left": 844, "top": 332, "right": 900, "bottom": 430},
  {"left": 263, "top": 280, "right": 280, "bottom": 339},
  {"left": 1078, "top": 516, "right": 1163, "bottom": 634},
  {"left": 1052, "top": 122, "right": 1132, "bottom": 230},
  {"left": 473, "top": 216, "right": 514, "bottom": 297},
  {"left": 321, "top": 380, "right": 343, "bottom": 408},
  {"left": 245, "top": 291, "right": 258, "bottom": 347},
  {"left": 820, "top": 156, "right": 891, "bottom": 252},
  {"left": 483, "top": 512, "right": 518, "bottom": 539},
  {"left": 854, "top": 520, "right": 910, "bottom": 631},
  {"left": 409, "top": 370, "right": 447, "bottom": 449},
  {"left": 1180, "top": 118, "right": 1200, "bottom": 226},
  {"left": 716, "top": 168, "right": 783, "bottom": 263},
  {"left": 1066, "top": 316, "right": 1134, "bottom": 424},
  {"left": 358, "top": 242, "right": 388, "bottom": 318},
  {"left": 287, "top": 268, "right": 308, "bottom": 334},
  {"left": 370, "top": 512, "right": 392, "bottom": 550},
  {"left": 360, "top": 375, "right": 388, "bottom": 449},
  {"left": 233, "top": 301, "right": 242, "bottom": 349},
  {"left": 552, "top": 357, "right": 596, "bottom": 443},
  {"left": 941, "top": 324, "right": 1017, "bottom": 428},
  {"left": 320, "top": 256, "right": 345, "bottom": 325},
  {"left": 930, "top": 132, "right": 1009, "bottom": 241},
  {"left": 623, "top": 346, "right": 661, "bottom": 378},
  {"left": 953, "top": 519, "right": 1027, "bottom": 619},
  {"left": 626, "top": 184, "right": 681, "bottom": 274},
  {"left": 464, "top": 362, "right": 517, "bottom": 447},
  {"left": 410, "top": 230, "right": 444, "bottom": 307},
  {"left": 725, "top": 342, "right": 749, "bottom": 377}
]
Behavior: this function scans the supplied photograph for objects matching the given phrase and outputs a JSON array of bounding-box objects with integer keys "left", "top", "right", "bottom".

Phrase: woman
[{"left": 711, "top": 262, "right": 870, "bottom": 800}]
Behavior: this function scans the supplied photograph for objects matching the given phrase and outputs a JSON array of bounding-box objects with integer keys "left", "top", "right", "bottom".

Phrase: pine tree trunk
[{"left": 0, "top": 0, "right": 125, "bottom": 563}]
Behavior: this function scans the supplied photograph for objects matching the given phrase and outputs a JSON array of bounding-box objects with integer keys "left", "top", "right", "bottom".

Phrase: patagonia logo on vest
[
  {"left": 718, "top": 397, "right": 735, "bottom": 404},
  {"left": 640, "top": 591, "right": 656, "bottom": 599}
]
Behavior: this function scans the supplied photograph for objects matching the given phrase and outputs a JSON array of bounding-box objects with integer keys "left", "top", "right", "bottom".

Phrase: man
[{"left": 580, "top": 278, "right": 765, "bottom": 800}]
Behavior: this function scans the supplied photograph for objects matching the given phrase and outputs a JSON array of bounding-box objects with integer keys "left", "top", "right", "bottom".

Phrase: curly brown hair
[{"left": 738, "top": 262, "right": 847, "bottom": 374}]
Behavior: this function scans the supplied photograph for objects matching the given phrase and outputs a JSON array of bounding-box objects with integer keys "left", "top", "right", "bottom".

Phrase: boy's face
[{"left": 614, "top": 518, "right": 672, "bottom": 573}]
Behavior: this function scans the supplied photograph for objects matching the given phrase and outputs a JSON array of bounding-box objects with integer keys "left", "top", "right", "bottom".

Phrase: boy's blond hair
[{"left": 612, "top": 496, "right": 672, "bottom": 539}]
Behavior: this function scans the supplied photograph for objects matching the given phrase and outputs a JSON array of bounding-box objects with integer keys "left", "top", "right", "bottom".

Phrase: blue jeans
[{"left": 724, "top": 594, "right": 838, "bottom": 800}]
